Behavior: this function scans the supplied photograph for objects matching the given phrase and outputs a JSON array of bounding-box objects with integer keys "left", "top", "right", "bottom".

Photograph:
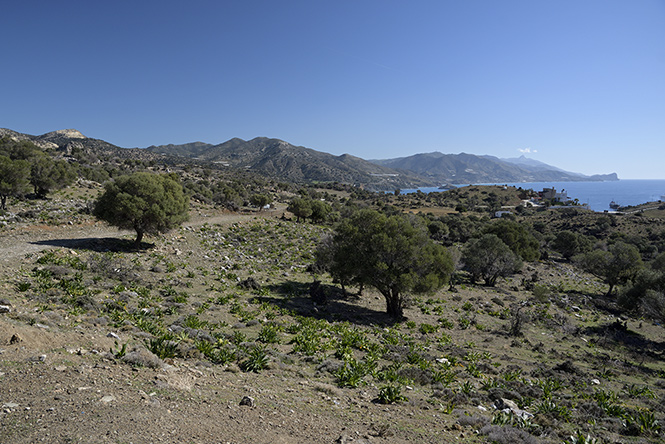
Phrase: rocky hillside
[
  {"left": 1, "top": 188, "right": 664, "bottom": 444},
  {"left": 0, "top": 128, "right": 176, "bottom": 164},
  {"left": 1, "top": 128, "right": 618, "bottom": 189},
  {"left": 147, "top": 137, "right": 434, "bottom": 190}
]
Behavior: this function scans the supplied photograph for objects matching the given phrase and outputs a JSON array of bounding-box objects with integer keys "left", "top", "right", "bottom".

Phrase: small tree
[
  {"left": 309, "top": 200, "right": 332, "bottom": 223},
  {"left": 463, "top": 234, "right": 522, "bottom": 286},
  {"left": 552, "top": 230, "right": 592, "bottom": 260},
  {"left": 250, "top": 194, "right": 271, "bottom": 210},
  {"left": 575, "top": 241, "right": 643, "bottom": 296},
  {"left": 0, "top": 137, "right": 74, "bottom": 199},
  {"left": 30, "top": 157, "right": 75, "bottom": 198},
  {"left": 427, "top": 220, "right": 449, "bottom": 242},
  {"left": 287, "top": 197, "right": 312, "bottom": 222},
  {"left": 93, "top": 172, "right": 189, "bottom": 246},
  {"left": 0, "top": 156, "right": 30, "bottom": 210},
  {"left": 484, "top": 220, "right": 540, "bottom": 261},
  {"left": 318, "top": 209, "right": 453, "bottom": 319}
]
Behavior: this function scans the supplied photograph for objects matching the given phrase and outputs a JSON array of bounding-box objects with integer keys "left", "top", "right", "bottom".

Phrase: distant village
[{"left": 494, "top": 186, "right": 588, "bottom": 218}]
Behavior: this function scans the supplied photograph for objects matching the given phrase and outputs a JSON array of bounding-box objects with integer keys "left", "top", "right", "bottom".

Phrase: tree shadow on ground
[
  {"left": 584, "top": 320, "right": 665, "bottom": 363},
  {"left": 31, "top": 237, "right": 154, "bottom": 253},
  {"left": 259, "top": 280, "right": 400, "bottom": 327}
]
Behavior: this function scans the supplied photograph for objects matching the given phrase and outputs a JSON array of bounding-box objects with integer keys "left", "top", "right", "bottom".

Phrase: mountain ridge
[
  {"left": 1, "top": 128, "right": 619, "bottom": 188},
  {"left": 147, "top": 136, "right": 433, "bottom": 189},
  {"left": 371, "top": 151, "right": 618, "bottom": 184}
]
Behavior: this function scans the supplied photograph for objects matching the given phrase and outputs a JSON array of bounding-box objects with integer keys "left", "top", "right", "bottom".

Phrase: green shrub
[
  {"left": 240, "top": 345, "right": 269, "bottom": 373},
  {"left": 16, "top": 282, "right": 32, "bottom": 292},
  {"left": 336, "top": 358, "right": 376, "bottom": 388},
  {"left": 377, "top": 384, "right": 408, "bottom": 404},
  {"left": 258, "top": 324, "right": 281, "bottom": 344},
  {"left": 418, "top": 323, "right": 438, "bottom": 335},
  {"left": 628, "top": 410, "right": 661, "bottom": 435},
  {"left": 146, "top": 336, "right": 178, "bottom": 360}
]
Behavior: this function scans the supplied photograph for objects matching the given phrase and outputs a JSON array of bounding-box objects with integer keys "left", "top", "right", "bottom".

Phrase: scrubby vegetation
[{"left": 2, "top": 143, "right": 665, "bottom": 443}]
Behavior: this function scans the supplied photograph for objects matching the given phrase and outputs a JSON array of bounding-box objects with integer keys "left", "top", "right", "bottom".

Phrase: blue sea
[{"left": 401, "top": 180, "right": 665, "bottom": 213}]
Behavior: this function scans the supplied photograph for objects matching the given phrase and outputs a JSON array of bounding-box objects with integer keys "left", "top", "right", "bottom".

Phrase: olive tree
[
  {"left": 317, "top": 209, "right": 453, "bottom": 319},
  {"left": 484, "top": 220, "right": 540, "bottom": 261},
  {"left": 0, "top": 156, "right": 30, "bottom": 210},
  {"left": 0, "top": 137, "right": 74, "bottom": 199},
  {"left": 30, "top": 157, "right": 75, "bottom": 198},
  {"left": 249, "top": 194, "right": 271, "bottom": 210},
  {"left": 551, "top": 230, "right": 592, "bottom": 260},
  {"left": 463, "top": 234, "right": 522, "bottom": 286},
  {"left": 93, "top": 172, "right": 189, "bottom": 246},
  {"left": 287, "top": 197, "right": 312, "bottom": 222},
  {"left": 575, "top": 241, "right": 643, "bottom": 296},
  {"left": 309, "top": 200, "right": 332, "bottom": 223}
]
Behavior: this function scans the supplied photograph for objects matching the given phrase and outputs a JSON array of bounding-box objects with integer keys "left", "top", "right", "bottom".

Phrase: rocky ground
[{"left": 1, "top": 192, "right": 664, "bottom": 444}]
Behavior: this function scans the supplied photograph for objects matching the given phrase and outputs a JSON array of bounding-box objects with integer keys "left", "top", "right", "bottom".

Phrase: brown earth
[
  {"left": 1, "top": 199, "right": 664, "bottom": 444},
  {"left": 0, "top": 211, "right": 465, "bottom": 444}
]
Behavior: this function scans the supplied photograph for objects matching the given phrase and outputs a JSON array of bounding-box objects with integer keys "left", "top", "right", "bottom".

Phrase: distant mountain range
[
  {"left": 145, "top": 137, "right": 433, "bottom": 189},
  {"left": 1, "top": 128, "right": 618, "bottom": 189},
  {"left": 371, "top": 152, "right": 617, "bottom": 185}
]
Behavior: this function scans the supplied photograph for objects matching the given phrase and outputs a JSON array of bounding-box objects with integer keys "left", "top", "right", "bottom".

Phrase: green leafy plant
[
  {"left": 240, "top": 345, "right": 269, "bottom": 373},
  {"left": 438, "top": 317, "right": 454, "bottom": 329},
  {"left": 492, "top": 410, "right": 515, "bottom": 426},
  {"left": 110, "top": 341, "right": 128, "bottom": 358},
  {"left": 146, "top": 336, "right": 178, "bottom": 360},
  {"left": 336, "top": 358, "right": 375, "bottom": 388},
  {"left": 567, "top": 431, "right": 598, "bottom": 444},
  {"left": 258, "top": 324, "right": 281, "bottom": 344},
  {"left": 459, "top": 381, "right": 476, "bottom": 396},
  {"left": 624, "top": 384, "right": 656, "bottom": 399},
  {"left": 230, "top": 330, "right": 247, "bottom": 346},
  {"left": 439, "top": 401, "right": 456, "bottom": 414},
  {"left": 536, "top": 377, "right": 566, "bottom": 398},
  {"left": 628, "top": 410, "right": 661, "bottom": 435},
  {"left": 16, "top": 282, "right": 31, "bottom": 292},
  {"left": 465, "top": 362, "right": 483, "bottom": 378},
  {"left": 183, "top": 314, "right": 207, "bottom": 329},
  {"left": 501, "top": 368, "right": 523, "bottom": 381},
  {"left": 594, "top": 389, "right": 625, "bottom": 418},
  {"left": 337, "top": 326, "right": 369, "bottom": 350},
  {"left": 195, "top": 339, "right": 215, "bottom": 357},
  {"left": 536, "top": 399, "right": 571, "bottom": 422},
  {"left": 418, "top": 323, "right": 438, "bottom": 335},
  {"left": 377, "top": 384, "right": 408, "bottom": 404},
  {"left": 291, "top": 329, "right": 327, "bottom": 355}
]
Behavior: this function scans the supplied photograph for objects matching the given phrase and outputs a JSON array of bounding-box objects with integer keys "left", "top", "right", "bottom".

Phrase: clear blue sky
[{"left": 3, "top": 1, "right": 664, "bottom": 179}]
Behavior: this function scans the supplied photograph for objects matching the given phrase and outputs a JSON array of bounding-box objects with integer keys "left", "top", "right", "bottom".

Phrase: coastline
[{"left": 401, "top": 179, "right": 665, "bottom": 213}]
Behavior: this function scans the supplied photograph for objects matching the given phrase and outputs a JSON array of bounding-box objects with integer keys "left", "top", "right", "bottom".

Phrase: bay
[{"left": 401, "top": 180, "right": 665, "bottom": 212}]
